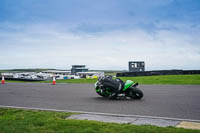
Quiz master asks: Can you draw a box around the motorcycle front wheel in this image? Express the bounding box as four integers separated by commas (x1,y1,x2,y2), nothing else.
129,87,143,99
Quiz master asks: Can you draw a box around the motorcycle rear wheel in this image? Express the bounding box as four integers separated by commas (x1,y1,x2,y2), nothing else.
97,91,107,97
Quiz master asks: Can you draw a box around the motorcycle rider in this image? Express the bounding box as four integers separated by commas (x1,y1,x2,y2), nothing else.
99,76,124,97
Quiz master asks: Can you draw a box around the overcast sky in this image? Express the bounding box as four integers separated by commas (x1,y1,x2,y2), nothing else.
0,0,200,70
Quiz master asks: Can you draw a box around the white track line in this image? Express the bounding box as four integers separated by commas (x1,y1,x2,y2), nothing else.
0,105,200,122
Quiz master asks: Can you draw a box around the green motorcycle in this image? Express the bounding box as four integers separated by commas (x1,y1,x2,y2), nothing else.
95,76,143,99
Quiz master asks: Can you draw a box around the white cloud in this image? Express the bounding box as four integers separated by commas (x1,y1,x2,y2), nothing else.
0,23,200,70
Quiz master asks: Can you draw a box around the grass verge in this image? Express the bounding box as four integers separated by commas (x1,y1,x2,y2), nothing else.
5,74,200,85
119,74,200,85
0,108,199,133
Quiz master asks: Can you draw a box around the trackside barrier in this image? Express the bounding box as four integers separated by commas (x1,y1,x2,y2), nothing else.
116,70,200,77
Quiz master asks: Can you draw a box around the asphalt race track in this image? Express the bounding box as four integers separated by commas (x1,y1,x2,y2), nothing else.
0,83,200,120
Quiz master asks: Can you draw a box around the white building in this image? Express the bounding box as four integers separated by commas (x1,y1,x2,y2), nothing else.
41,70,71,75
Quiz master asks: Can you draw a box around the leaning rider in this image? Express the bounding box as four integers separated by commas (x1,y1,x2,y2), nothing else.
101,76,123,97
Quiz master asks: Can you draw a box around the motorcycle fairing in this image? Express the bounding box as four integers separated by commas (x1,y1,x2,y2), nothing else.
123,80,134,91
